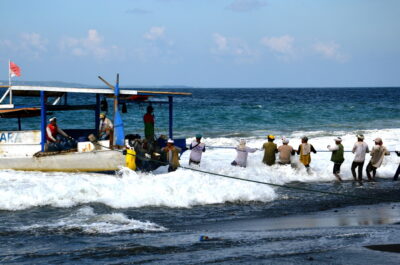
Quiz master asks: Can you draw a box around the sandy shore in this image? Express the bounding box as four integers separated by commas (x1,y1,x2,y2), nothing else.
196,202,400,232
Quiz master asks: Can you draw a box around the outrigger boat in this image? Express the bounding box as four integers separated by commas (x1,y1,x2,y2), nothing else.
0,75,191,172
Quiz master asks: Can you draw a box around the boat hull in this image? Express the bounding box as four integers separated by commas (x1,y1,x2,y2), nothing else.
0,150,126,172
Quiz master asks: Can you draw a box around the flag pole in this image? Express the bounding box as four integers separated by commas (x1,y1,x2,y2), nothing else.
8,59,12,104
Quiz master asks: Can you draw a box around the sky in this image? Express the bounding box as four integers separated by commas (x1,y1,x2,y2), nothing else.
0,0,399,87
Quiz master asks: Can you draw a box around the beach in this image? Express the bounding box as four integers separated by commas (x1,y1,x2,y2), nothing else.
0,87,399,264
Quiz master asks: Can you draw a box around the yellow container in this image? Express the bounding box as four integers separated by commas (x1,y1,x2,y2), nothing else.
125,149,136,170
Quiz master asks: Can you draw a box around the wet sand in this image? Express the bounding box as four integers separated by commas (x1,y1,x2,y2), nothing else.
195,202,400,232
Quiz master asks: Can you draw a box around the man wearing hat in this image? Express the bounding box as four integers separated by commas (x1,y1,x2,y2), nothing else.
296,136,317,169
262,135,278,166
278,137,295,165
46,117,69,143
366,137,390,181
351,134,369,181
231,139,257,167
143,105,155,141
162,139,182,172
189,134,206,165
327,137,345,181
99,112,113,140
46,117,72,151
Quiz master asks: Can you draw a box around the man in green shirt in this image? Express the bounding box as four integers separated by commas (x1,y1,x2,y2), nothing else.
327,137,345,181
262,135,278,166
143,106,155,141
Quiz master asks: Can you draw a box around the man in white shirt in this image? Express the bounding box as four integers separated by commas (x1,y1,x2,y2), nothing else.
189,134,206,165
366,137,390,181
99,112,113,140
351,134,369,181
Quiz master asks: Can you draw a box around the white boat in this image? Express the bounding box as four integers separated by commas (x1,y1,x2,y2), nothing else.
0,77,191,173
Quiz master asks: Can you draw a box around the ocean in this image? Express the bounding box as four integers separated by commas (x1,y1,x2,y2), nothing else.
1,87,400,264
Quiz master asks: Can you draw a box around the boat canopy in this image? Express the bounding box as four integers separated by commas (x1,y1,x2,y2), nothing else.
0,79,192,151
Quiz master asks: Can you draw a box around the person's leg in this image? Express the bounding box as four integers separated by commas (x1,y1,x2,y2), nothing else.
393,164,400,181
372,167,377,179
366,162,372,180
351,162,357,180
358,162,364,181
334,163,342,181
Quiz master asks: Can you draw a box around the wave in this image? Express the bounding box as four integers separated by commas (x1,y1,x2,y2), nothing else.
0,128,399,211
14,206,166,234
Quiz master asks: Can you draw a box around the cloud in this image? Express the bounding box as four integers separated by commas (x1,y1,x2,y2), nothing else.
213,33,228,51
59,29,121,60
126,8,150,15
143,26,165,41
227,0,267,12
261,35,294,54
133,26,177,63
21,33,48,52
313,41,349,63
211,33,258,62
0,32,48,59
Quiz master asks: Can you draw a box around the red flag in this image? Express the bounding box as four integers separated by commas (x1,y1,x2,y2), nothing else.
9,61,21,77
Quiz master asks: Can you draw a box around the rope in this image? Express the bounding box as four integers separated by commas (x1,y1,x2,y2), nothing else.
129,150,397,203
205,145,398,153
177,165,390,202
90,140,398,203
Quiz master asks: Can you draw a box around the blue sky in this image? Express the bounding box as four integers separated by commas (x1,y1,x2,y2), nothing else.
1,0,399,87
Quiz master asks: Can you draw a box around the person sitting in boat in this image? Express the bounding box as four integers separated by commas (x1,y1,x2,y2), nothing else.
143,105,155,142
189,134,206,165
99,112,113,140
162,139,181,172
46,117,74,151
231,139,257,168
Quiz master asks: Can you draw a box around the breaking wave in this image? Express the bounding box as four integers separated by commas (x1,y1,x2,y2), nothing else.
0,128,398,211
14,206,166,234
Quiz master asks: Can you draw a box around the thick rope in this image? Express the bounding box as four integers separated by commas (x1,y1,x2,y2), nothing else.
91,141,398,203
205,145,397,153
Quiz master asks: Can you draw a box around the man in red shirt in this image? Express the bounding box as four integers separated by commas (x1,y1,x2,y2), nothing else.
143,106,155,141
46,117,69,143
46,117,74,151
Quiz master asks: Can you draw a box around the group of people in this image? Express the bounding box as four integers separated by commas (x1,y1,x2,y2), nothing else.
186,133,399,182
45,112,114,152
45,108,399,181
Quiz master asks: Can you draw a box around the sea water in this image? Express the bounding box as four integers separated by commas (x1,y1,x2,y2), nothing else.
0,87,400,264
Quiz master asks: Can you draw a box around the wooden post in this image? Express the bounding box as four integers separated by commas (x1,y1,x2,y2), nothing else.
95,93,100,134
40,91,46,152
168,96,173,139
112,74,120,147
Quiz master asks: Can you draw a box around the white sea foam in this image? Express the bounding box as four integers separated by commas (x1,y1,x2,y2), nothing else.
0,128,398,211
16,206,166,234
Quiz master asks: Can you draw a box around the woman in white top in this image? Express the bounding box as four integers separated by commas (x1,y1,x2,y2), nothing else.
231,139,257,168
